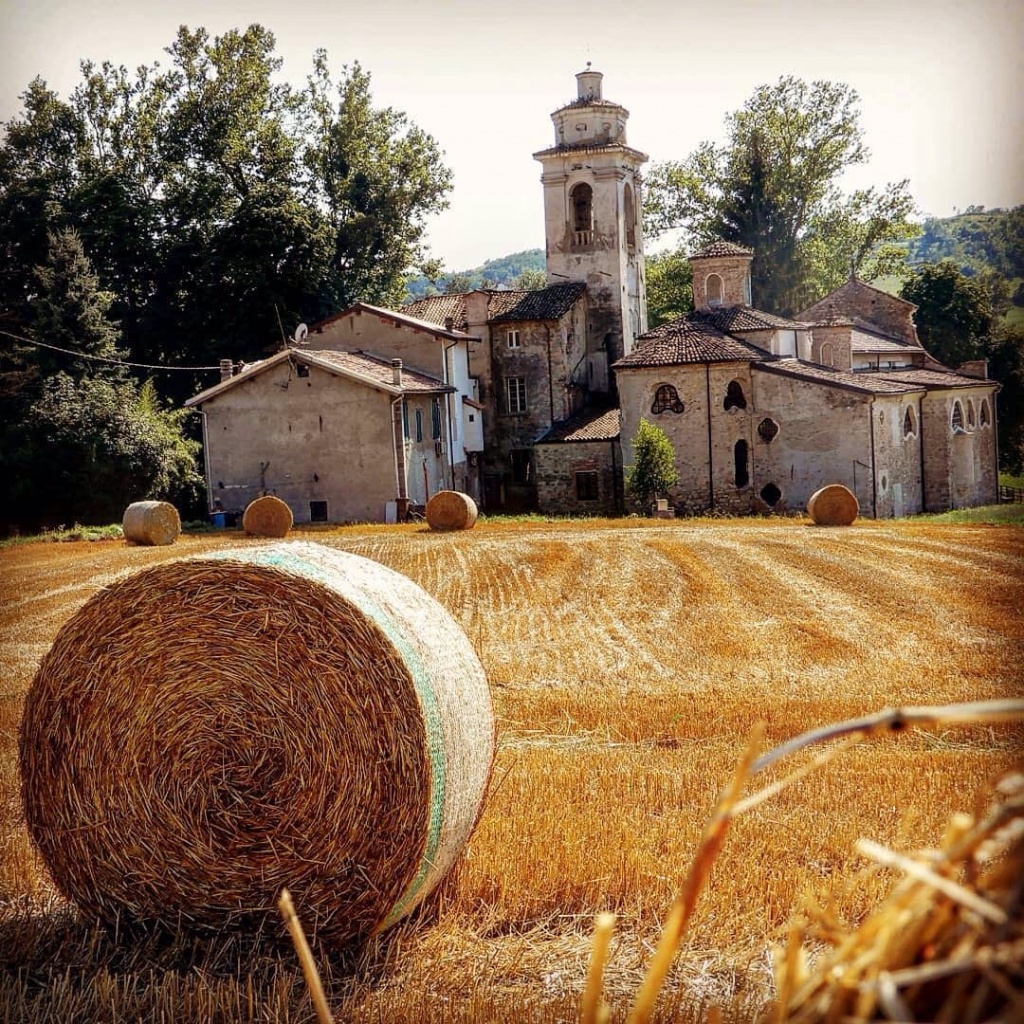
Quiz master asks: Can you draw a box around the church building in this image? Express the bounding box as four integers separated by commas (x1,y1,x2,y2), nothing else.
188,68,999,522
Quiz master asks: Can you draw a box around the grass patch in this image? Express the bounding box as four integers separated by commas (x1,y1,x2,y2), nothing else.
0,523,124,548
1000,473,1024,489
916,503,1024,525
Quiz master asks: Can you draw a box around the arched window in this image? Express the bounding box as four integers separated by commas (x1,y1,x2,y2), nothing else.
706,273,724,308
951,401,965,433
723,380,747,411
651,384,684,414
967,400,976,429
757,417,779,444
903,406,916,438
734,439,749,488
819,342,835,367
980,398,991,427
570,183,593,244
624,183,636,249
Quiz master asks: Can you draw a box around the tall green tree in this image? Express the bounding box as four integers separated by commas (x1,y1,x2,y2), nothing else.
626,419,679,512
644,77,917,315
645,249,693,327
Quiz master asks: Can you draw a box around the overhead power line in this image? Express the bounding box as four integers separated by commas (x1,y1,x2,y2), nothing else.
0,328,223,373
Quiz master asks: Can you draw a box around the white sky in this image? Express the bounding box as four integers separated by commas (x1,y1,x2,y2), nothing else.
1,0,1022,270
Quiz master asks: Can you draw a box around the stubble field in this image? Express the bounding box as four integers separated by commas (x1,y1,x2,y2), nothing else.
1,516,1022,1022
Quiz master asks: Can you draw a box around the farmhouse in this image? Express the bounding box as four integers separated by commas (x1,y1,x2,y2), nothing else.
189,68,999,521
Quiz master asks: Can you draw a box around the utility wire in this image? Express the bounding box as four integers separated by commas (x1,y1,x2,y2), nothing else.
0,327,224,372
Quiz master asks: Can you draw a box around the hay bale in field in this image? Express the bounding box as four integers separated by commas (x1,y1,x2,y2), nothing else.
242,495,292,537
19,541,494,948
121,500,181,546
425,491,478,531
806,484,858,526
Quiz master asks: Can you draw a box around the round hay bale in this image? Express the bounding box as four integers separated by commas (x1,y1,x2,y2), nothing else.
19,541,494,947
121,500,180,546
242,495,292,538
425,491,478,531
807,484,859,526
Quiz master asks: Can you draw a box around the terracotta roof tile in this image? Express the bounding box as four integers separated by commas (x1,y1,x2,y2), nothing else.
694,306,807,332
754,359,923,395
615,315,767,367
850,331,921,354
487,283,587,322
690,240,754,259
537,405,620,443
305,350,451,393
400,294,468,331
875,368,995,389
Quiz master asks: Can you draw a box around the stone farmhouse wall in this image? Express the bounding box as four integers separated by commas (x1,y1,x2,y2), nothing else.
201,360,450,523
920,389,999,510
535,439,619,515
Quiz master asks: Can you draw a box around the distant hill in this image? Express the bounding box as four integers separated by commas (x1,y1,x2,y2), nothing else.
405,248,544,301
906,206,1024,281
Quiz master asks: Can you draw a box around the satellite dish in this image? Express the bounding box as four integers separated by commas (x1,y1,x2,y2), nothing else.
293,323,309,344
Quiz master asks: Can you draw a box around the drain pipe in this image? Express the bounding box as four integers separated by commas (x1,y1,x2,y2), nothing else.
390,360,409,519
443,338,458,491
869,397,878,518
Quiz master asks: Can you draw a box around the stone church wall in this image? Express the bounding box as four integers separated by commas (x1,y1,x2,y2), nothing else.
871,396,924,517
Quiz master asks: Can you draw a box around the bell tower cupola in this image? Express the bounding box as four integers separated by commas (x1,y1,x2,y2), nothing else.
534,67,648,371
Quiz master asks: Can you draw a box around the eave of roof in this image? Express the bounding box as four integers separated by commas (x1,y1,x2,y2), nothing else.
532,142,649,162
874,367,998,390
693,306,808,332
689,240,754,259
312,300,476,342
615,315,768,367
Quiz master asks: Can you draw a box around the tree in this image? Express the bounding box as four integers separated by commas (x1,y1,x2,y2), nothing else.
987,325,1024,475
900,261,993,367
645,249,693,327
644,77,917,315
512,267,547,290
626,418,679,512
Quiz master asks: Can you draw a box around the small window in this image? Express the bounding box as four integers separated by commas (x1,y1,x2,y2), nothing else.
506,376,527,414
820,343,834,367
951,401,965,433
967,401,976,429
402,401,410,439
431,397,442,439
624,183,636,249
571,182,593,237
575,470,599,501
903,406,916,438
980,399,991,427
309,500,328,523
743,274,752,306
415,408,423,442
724,380,747,411
757,417,780,444
296,363,310,378
652,384,684,415
510,448,532,484
507,330,521,349
760,482,782,506
734,439,749,488
706,273,724,308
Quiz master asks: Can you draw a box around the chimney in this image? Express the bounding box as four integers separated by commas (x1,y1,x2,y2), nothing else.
391,358,403,387
219,358,233,382
444,316,455,332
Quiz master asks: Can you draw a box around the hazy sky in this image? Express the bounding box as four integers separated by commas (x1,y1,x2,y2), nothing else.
1,0,1021,270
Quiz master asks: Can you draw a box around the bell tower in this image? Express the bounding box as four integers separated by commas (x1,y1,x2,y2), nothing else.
533,67,648,376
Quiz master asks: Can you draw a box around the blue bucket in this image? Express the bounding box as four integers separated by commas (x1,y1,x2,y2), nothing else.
210,512,227,528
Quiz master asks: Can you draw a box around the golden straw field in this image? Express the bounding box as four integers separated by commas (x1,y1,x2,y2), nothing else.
1,516,1022,1022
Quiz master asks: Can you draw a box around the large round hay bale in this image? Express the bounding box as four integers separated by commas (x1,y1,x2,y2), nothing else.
425,491,478,531
807,484,859,526
19,541,494,947
242,495,292,537
121,500,180,546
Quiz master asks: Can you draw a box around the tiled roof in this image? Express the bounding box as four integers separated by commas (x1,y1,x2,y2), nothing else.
305,350,451,393
690,240,754,259
850,330,921,354
488,283,586,322
401,293,468,331
314,301,470,341
615,316,768,367
537,405,620,443
693,306,807,332
875,368,996,390
754,359,923,395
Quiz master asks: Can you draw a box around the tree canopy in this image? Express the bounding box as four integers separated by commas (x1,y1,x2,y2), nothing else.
0,25,453,404
643,76,917,316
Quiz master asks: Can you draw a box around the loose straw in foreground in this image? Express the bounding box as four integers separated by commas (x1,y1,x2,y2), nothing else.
589,699,1024,1024
279,888,333,1024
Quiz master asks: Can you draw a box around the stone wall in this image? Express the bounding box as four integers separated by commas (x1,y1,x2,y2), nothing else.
691,256,752,310
535,440,619,515
799,279,919,345
809,324,853,370
871,395,925,517
920,388,999,510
